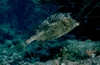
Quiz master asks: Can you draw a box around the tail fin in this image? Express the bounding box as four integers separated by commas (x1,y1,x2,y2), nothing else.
14,35,37,52
14,42,27,52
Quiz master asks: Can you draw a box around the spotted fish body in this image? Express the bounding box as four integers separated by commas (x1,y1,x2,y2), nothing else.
26,13,79,44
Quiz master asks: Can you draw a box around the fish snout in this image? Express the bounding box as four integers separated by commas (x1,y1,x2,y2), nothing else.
76,22,80,26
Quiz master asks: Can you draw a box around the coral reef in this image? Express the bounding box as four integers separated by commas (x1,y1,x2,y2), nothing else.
0,0,100,65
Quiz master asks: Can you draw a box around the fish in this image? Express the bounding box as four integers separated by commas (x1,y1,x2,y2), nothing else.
15,13,79,52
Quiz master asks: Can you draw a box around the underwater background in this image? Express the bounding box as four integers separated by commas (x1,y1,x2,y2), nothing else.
0,0,100,65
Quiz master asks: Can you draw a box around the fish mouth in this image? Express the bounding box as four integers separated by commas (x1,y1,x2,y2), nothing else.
76,22,80,26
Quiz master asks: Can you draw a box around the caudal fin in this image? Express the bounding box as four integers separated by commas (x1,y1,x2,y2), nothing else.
14,35,37,52
14,42,27,52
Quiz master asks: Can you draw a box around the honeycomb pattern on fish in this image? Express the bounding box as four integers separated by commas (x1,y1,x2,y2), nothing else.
26,13,79,43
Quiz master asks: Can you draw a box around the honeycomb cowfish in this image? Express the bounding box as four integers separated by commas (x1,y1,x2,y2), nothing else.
15,13,79,52
26,13,79,44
